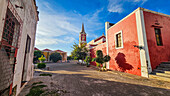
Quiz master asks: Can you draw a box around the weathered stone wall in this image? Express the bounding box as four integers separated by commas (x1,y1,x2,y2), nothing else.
0,0,38,95
12,0,38,95
0,48,13,95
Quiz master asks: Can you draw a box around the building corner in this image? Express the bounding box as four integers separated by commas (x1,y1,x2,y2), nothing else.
135,8,152,78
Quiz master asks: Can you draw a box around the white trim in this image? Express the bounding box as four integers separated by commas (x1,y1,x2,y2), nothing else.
88,42,106,49
136,9,152,78
140,10,152,73
105,22,110,69
115,30,124,49
141,8,170,18
108,8,141,31
107,7,170,32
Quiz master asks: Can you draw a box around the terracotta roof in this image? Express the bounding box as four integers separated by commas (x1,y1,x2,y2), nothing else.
34,47,40,51
89,44,98,46
42,49,52,51
55,50,66,53
94,35,106,42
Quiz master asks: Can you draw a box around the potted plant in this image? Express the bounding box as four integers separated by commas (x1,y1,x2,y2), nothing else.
93,50,111,71
84,56,92,67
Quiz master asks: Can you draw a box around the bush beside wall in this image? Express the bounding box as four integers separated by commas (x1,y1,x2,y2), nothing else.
37,63,46,69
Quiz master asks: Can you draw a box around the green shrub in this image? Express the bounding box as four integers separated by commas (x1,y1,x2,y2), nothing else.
39,73,52,77
32,81,43,85
67,56,73,60
50,52,62,63
84,56,92,67
96,50,103,57
97,63,100,67
37,63,46,69
92,58,96,62
104,55,111,62
26,85,47,96
93,50,111,71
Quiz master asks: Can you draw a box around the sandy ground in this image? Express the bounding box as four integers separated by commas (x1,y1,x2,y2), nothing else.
19,62,170,96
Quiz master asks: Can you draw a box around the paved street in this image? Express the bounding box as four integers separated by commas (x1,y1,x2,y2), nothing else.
19,62,170,96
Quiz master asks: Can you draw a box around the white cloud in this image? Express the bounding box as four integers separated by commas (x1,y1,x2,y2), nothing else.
35,1,104,54
133,0,147,3
107,0,148,13
108,4,123,13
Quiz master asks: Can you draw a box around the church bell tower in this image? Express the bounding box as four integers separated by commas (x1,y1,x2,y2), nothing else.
79,23,86,47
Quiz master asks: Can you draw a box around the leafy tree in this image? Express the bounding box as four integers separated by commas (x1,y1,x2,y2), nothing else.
71,43,81,60
50,52,62,63
38,55,46,63
71,43,88,63
93,50,111,71
33,50,43,63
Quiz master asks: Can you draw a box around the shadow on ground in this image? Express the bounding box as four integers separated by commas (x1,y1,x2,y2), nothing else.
20,62,170,96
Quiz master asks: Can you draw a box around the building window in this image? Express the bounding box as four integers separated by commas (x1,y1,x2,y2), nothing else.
154,28,163,46
2,8,20,58
115,31,123,49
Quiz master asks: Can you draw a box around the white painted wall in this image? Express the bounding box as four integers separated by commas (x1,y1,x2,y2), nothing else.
0,0,8,41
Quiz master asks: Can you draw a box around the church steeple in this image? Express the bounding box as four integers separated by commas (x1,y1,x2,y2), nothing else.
79,23,86,46
81,23,86,34
102,32,105,36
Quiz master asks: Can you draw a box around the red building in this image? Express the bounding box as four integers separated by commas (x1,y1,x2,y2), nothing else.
89,7,170,77
34,47,40,51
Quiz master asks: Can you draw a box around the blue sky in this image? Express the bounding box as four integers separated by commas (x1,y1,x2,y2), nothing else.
35,0,170,55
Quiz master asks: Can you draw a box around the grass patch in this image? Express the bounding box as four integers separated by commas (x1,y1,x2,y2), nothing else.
32,85,47,89
41,89,69,96
32,81,43,85
26,85,47,96
39,73,52,77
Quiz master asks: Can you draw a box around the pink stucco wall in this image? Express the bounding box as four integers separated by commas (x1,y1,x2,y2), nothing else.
107,13,141,76
143,11,170,70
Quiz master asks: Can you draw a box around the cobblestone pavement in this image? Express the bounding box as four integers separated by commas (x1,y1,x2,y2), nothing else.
19,62,170,96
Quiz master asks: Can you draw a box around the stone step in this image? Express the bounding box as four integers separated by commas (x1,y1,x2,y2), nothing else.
156,67,170,71
165,71,170,74
156,73,170,78
153,69,165,73
161,62,170,64
159,64,170,68
149,74,170,82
